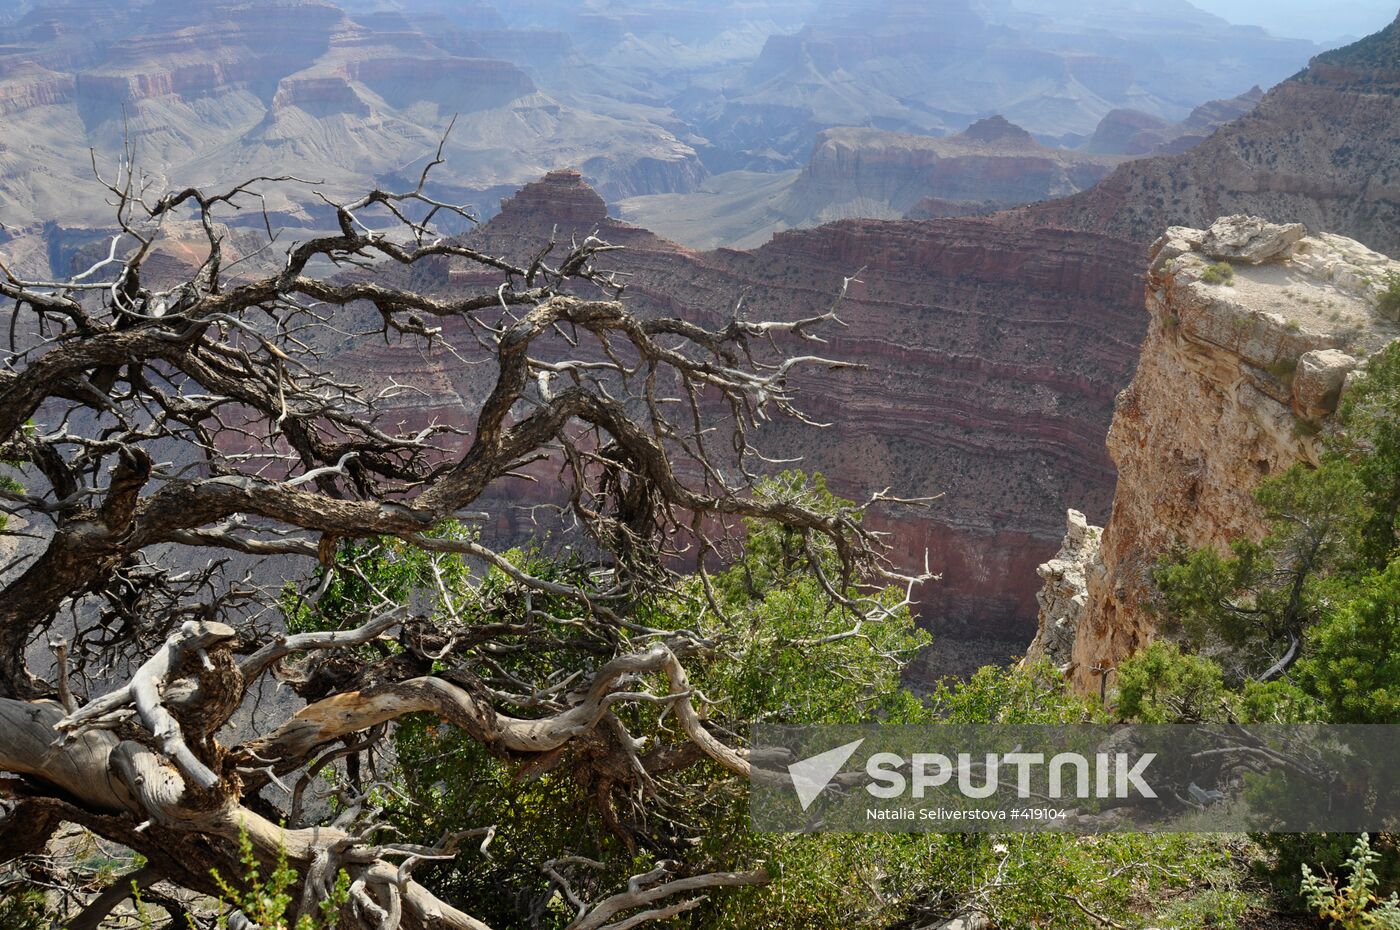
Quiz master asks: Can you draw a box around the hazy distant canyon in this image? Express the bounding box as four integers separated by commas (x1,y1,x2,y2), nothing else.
0,0,1323,268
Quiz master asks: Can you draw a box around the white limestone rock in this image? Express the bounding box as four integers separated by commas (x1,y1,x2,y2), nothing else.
1025,509,1102,672
1292,348,1357,417
1200,214,1305,264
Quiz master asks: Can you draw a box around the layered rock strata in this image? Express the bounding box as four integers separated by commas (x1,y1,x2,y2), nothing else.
333,169,1144,639
1029,216,1400,690
617,117,1124,251
0,0,705,249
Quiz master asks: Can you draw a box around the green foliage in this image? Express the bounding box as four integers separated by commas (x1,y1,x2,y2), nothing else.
0,889,49,930
0,462,21,532
1302,834,1400,929
289,469,1268,929
1296,560,1400,722
1153,341,1400,681
1376,273,1400,321
301,469,1248,928
1154,541,1273,651
928,660,1102,724
283,520,478,636
1269,355,1300,383
1335,342,1400,569
1234,677,1325,723
985,833,1255,930
1114,641,1227,722
1201,261,1236,285
370,472,936,927
210,827,349,930
1144,340,1400,910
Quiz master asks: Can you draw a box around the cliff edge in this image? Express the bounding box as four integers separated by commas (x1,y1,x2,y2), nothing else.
1029,216,1400,690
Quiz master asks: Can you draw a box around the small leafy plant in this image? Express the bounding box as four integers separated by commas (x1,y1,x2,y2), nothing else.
211,826,350,930
1268,356,1299,384
1301,833,1400,929
1376,272,1400,320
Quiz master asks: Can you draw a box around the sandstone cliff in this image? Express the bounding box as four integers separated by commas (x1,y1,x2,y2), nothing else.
1029,216,1400,690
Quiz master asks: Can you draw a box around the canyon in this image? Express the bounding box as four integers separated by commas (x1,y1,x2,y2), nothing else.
326,167,1144,650
618,116,1127,249
0,0,708,259
1082,86,1264,156
2,3,1396,656
0,0,1323,279
681,0,1317,170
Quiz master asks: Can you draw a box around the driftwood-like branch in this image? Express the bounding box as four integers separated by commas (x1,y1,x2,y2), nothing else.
241,642,749,777
565,868,769,930
57,621,239,789
239,607,405,682
0,153,928,930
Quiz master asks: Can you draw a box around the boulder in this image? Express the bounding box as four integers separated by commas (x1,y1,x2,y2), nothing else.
1292,348,1357,417
1200,215,1305,264
1148,225,1205,274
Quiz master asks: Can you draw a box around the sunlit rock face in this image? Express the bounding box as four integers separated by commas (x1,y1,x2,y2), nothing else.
1030,217,1400,691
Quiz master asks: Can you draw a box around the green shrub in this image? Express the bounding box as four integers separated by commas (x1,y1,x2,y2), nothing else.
1376,272,1400,321
1114,641,1227,722
1268,356,1299,383
1201,261,1236,285
0,889,48,930
210,827,349,930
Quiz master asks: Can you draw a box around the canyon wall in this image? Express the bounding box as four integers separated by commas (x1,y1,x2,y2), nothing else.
1029,216,1400,690
335,169,1144,641
687,0,1315,168
0,0,707,252
797,119,1122,221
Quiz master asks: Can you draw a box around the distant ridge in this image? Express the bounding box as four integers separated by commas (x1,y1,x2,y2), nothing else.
1010,14,1400,254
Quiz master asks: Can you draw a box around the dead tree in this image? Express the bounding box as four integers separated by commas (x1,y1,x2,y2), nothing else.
0,149,923,929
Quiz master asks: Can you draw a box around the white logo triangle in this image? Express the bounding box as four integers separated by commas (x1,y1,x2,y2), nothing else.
787,738,865,811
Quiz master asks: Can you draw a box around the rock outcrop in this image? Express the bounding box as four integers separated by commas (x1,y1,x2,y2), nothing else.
1025,510,1101,672
1029,217,1400,691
